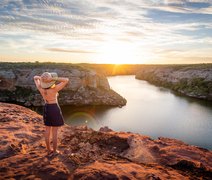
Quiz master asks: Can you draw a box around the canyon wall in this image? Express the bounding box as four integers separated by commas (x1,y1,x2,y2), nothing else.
136,65,212,100
0,63,126,106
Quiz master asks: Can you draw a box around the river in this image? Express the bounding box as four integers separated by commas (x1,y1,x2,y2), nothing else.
62,75,212,150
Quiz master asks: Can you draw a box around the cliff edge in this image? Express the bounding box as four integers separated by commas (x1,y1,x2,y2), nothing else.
135,64,212,100
0,102,211,179
0,63,126,106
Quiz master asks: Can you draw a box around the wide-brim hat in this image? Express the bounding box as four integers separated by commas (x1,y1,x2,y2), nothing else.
40,72,58,89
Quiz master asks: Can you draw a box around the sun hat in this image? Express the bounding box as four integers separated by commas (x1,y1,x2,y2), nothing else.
40,72,58,89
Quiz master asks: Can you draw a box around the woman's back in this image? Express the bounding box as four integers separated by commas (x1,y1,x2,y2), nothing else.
39,88,59,104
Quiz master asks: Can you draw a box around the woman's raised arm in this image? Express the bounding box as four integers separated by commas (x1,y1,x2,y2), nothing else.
55,77,69,91
34,75,42,89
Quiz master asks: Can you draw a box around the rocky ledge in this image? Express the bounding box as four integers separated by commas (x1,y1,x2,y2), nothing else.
0,62,126,107
0,102,211,179
135,64,212,100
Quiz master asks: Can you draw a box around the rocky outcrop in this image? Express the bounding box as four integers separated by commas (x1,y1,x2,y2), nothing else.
0,102,211,179
135,65,212,100
0,63,126,106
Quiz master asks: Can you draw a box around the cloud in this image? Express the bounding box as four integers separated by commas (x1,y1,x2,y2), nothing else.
0,0,211,36
46,48,96,54
0,0,211,63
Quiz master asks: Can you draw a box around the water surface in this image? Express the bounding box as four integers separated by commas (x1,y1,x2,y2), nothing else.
63,75,212,149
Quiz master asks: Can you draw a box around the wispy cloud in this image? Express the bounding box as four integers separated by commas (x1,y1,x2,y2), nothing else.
0,0,211,63
47,48,96,54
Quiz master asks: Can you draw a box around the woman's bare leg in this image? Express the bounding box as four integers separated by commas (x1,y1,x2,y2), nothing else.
52,126,59,153
45,126,52,153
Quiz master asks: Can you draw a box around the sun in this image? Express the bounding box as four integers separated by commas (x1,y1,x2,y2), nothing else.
95,40,139,64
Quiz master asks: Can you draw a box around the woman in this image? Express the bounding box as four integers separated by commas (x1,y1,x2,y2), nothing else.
34,72,69,155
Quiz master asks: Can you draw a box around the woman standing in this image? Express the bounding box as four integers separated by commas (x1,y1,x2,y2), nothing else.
34,72,69,155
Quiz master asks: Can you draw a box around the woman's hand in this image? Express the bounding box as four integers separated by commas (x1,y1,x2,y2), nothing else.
34,76,41,81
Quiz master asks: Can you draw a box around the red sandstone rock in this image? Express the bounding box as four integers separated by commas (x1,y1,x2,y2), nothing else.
0,102,211,179
72,160,187,180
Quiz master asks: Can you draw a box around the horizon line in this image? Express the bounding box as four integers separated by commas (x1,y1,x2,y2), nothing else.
0,61,211,66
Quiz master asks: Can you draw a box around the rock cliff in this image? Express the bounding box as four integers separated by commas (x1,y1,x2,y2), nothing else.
0,102,211,179
0,63,126,106
135,65,212,100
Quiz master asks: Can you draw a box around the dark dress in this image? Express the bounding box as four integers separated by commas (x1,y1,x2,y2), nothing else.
43,103,64,126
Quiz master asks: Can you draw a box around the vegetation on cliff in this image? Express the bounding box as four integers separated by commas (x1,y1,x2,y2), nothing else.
1,62,211,102
135,64,212,100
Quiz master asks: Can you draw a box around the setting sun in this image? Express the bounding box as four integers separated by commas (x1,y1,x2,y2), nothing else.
95,40,139,64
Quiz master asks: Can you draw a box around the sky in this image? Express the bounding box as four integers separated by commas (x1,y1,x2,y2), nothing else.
0,0,211,64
